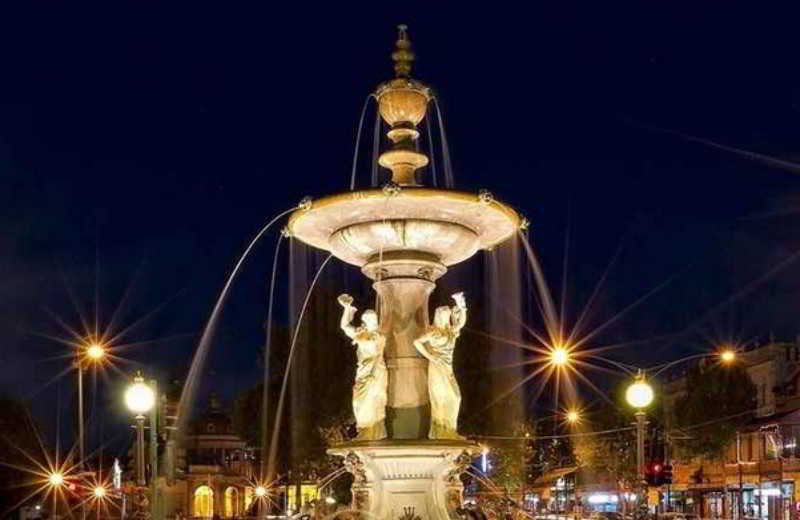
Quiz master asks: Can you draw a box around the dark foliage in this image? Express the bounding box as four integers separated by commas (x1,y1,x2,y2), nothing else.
673,362,756,458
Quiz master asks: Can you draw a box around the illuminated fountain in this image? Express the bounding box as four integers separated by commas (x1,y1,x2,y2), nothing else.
288,26,521,520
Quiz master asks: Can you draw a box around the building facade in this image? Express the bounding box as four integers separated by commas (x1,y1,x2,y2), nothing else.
663,342,800,520
129,391,259,519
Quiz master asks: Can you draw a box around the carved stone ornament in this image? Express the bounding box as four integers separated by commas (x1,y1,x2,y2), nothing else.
445,450,473,484
445,489,463,520
344,451,367,485
398,506,422,520
354,490,370,512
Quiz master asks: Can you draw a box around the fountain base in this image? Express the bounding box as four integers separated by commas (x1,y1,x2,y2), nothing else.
330,440,478,520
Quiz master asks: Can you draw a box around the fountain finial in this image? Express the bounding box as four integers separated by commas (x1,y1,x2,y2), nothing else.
392,24,414,77
375,25,430,185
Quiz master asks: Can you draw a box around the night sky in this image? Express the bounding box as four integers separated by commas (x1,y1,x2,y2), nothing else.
2,4,800,453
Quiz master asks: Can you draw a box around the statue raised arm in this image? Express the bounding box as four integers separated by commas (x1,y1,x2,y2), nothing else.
337,293,388,440
338,293,358,340
450,292,467,332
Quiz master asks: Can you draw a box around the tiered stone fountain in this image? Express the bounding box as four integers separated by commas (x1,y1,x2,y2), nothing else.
288,26,521,520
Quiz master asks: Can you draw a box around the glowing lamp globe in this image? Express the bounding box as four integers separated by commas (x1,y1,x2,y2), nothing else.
255,486,267,497
551,347,569,366
625,379,654,409
48,472,64,486
93,486,106,498
86,344,105,361
566,411,580,423
125,378,155,414
721,350,736,363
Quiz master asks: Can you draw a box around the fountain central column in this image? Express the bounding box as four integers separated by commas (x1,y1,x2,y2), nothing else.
367,255,444,439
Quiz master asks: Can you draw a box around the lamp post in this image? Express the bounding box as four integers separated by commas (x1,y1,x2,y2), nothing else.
77,341,105,520
125,373,155,518
626,371,654,512
621,348,736,514
566,410,581,425
48,472,64,520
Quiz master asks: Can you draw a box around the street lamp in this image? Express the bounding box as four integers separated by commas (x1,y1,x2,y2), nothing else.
626,377,654,409
125,373,160,520
566,410,581,424
720,349,736,363
86,343,105,361
255,486,267,497
93,485,107,498
550,346,570,366
77,343,106,465
76,341,105,520
626,371,654,506
125,374,155,486
48,472,64,520
48,472,64,487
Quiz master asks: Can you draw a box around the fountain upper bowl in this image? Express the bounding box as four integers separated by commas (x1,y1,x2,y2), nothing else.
288,188,520,268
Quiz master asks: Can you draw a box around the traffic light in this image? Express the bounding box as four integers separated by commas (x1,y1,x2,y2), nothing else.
645,460,664,486
662,464,673,485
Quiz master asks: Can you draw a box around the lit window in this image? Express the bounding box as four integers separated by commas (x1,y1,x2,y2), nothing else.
193,486,214,518
224,487,239,517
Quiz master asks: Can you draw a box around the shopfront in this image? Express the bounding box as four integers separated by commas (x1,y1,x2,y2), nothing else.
585,493,619,513
665,489,695,513
729,481,794,520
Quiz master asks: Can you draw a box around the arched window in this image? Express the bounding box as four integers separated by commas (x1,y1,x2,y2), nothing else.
193,485,214,518
224,487,239,517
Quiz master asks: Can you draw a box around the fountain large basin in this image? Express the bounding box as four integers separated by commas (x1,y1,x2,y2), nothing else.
288,188,520,268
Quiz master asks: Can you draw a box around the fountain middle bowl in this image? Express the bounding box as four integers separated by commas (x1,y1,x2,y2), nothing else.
288,188,520,269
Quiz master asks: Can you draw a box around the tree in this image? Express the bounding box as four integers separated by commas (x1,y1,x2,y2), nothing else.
485,420,537,492
0,393,46,516
672,361,756,458
529,419,575,485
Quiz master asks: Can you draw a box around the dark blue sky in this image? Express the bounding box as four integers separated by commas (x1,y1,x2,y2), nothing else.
2,4,800,452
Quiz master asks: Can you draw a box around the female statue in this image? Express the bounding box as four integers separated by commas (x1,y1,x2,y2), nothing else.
413,292,467,439
338,293,388,440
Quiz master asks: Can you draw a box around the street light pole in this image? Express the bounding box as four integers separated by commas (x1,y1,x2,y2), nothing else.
148,379,159,520
626,371,655,517
77,361,85,520
125,373,156,518
635,410,649,513
135,414,146,486
78,362,84,468
75,341,106,520
636,411,647,485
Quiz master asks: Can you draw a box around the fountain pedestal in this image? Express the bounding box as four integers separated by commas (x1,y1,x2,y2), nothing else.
330,441,475,520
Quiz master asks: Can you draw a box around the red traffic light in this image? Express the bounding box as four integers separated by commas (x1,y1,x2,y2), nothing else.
653,463,662,473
